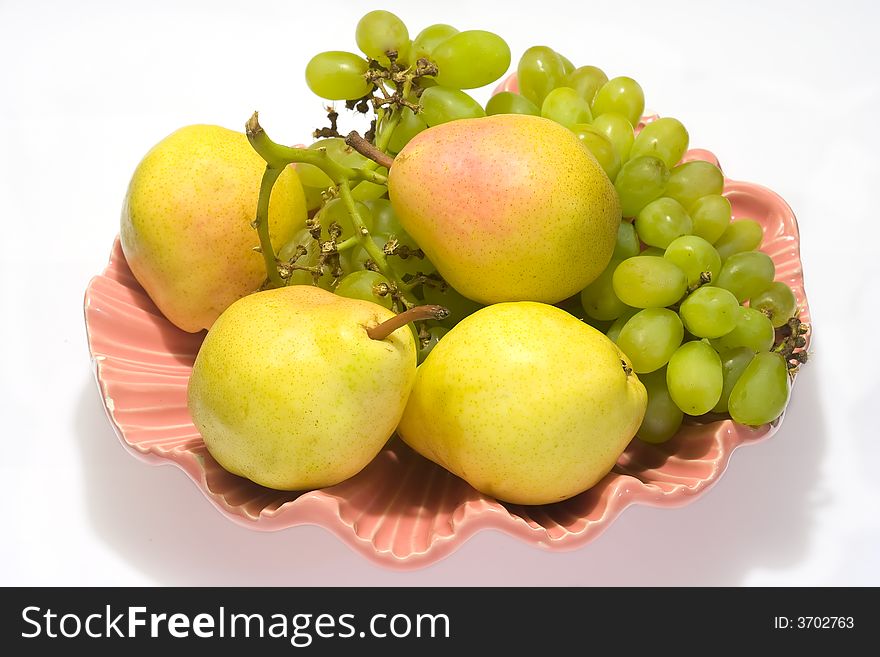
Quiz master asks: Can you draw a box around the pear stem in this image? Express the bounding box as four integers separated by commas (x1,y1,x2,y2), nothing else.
345,131,394,170
367,305,449,341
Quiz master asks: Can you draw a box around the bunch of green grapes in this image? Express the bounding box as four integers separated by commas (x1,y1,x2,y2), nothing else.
576,201,805,439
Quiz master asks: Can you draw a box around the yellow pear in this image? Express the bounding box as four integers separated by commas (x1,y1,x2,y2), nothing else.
120,124,306,332
397,302,647,505
187,286,417,491
388,114,620,305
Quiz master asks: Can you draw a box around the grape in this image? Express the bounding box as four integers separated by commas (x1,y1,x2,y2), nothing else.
714,219,764,261
678,286,740,338
712,347,754,413
388,108,427,153
616,308,684,373
351,231,434,279
566,65,608,107
418,325,449,364
591,76,645,127
635,197,693,248
305,51,373,100
517,46,566,106
728,352,791,425
640,246,665,257
297,138,371,189
605,307,639,343
613,221,640,260
432,30,511,89
612,256,687,308
591,113,634,161
423,284,483,328
637,368,684,444
318,197,373,240
580,259,629,321
711,306,775,352
570,124,621,180
541,87,592,128
665,160,724,210
351,167,389,202
715,251,775,302
419,86,485,126
335,270,394,309
364,198,404,235
663,235,721,286
412,24,458,60
666,340,723,415
279,228,349,289
750,281,798,328
356,10,409,65
557,53,575,75
689,194,732,244
615,156,670,217
629,117,689,169
486,91,540,116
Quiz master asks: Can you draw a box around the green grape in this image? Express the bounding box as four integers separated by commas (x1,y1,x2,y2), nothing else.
350,167,389,201
711,306,775,352
570,124,621,180
637,368,684,444
663,235,721,286
356,10,409,64
612,256,687,308
335,270,394,309
412,24,458,60
605,307,639,343
557,53,575,75
432,30,511,89
750,281,798,328
388,108,427,153
419,86,485,126
423,284,483,328
616,308,684,373
591,113,634,161
714,219,764,261
279,228,349,289
613,221,640,260
678,286,740,338
728,351,791,426
305,51,372,100
517,45,566,106
486,91,540,116
635,197,693,248
615,156,670,217
689,194,731,244
297,138,370,189
350,231,434,280
318,198,372,240
418,325,449,364
566,65,608,107
364,198,404,235
665,160,724,210
715,251,775,302
591,76,645,127
666,340,723,415
555,294,586,320
541,87,592,128
580,259,629,321
629,117,689,169
712,347,754,413
640,245,665,257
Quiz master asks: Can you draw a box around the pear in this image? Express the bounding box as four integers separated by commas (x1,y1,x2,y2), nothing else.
187,286,418,491
387,114,620,305
120,124,306,333
397,302,647,505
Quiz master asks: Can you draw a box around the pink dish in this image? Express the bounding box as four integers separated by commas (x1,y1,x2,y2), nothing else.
83,98,811,570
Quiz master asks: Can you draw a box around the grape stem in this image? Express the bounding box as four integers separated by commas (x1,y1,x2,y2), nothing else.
345,131,394,169
366,305,449,341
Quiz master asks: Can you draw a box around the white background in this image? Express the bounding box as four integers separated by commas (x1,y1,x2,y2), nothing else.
1,0,878,586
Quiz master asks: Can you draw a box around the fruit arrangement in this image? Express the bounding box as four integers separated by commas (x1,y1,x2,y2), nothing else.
89,9,809,557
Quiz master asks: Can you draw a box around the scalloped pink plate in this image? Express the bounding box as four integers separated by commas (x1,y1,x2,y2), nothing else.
84,101,810,570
